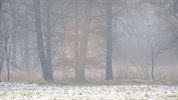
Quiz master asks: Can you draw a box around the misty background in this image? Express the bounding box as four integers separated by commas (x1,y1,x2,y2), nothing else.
0,0,178,83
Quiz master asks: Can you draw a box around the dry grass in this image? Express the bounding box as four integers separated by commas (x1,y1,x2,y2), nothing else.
1,67,178,85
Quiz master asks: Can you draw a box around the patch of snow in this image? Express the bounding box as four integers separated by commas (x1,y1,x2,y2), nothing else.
0,83,177,100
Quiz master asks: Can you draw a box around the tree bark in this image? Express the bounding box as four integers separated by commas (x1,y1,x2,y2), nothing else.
74,0,80,80
76,0,92,81
33,0,53,80
105,0,113,80
12,31,17,67
5,40,10,81
11,4,18,68
23,33,30,68
151,50,155,80
0,0,2,82
148,40,155,80
44,0,53,80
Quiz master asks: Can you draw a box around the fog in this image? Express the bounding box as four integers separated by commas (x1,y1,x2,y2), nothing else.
0,0,178,83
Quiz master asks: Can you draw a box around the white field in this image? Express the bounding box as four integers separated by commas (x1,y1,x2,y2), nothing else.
0,82,177,100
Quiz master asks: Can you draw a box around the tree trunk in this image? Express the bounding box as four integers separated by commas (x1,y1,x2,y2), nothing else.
148,40,155,80
23,33,30,68
5,42,10,81
0,0,2,82
12,31,17,68
151,50,155,80
105,0,113,80
76,0,92,81
33,0,53,80
10,2,19,68
74,0,80,80
44,0,53,80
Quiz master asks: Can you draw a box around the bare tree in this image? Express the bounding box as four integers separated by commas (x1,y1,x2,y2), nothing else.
0,0,3,82
74,0,80,80
33,0,53,80
76,0,92,81
105,0,113,80
44,0,53,80
147,40,155,80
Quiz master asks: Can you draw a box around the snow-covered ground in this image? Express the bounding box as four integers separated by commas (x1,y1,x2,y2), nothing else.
0,82,177,100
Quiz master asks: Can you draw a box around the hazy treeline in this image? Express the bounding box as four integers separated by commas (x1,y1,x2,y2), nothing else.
0,0,178,82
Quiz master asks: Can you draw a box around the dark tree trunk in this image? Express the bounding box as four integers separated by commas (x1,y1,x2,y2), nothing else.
76,0,92,81
5,42,10,81
45,0,53,80
151,50,155,80
33,0,53,80
74,0,80,80
11,6,18,68
12,31,17,67
0,0,2,82
148,40,155,80
105,0,113,80
0,49,5,82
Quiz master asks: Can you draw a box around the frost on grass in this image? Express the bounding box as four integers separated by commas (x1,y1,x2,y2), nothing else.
0,82,178,100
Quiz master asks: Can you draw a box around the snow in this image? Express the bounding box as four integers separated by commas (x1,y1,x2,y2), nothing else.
0,82,177,100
